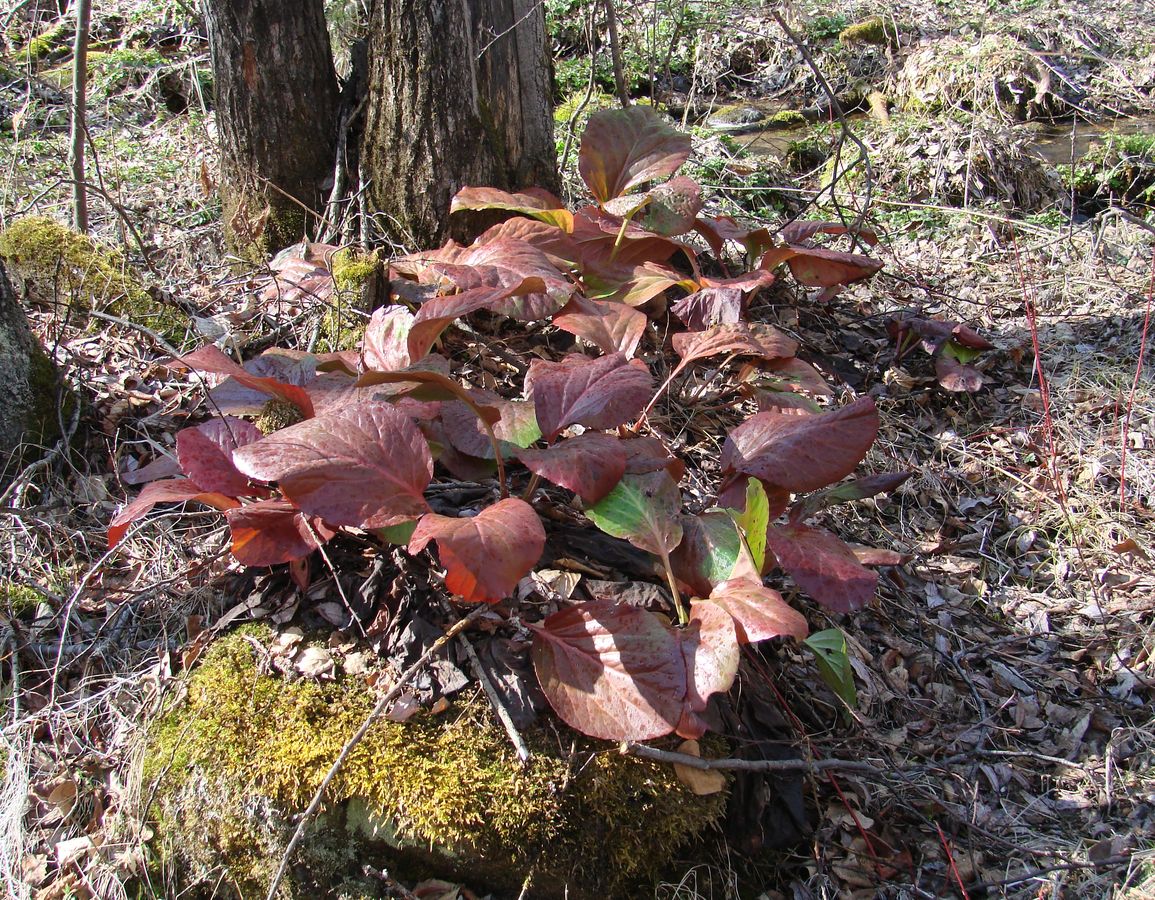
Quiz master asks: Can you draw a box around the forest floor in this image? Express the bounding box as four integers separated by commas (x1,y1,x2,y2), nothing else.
1,0,1154,898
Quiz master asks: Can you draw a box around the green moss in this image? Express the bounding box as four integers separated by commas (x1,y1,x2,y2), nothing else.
255,398,307,434
765,109,806,129
17,21,71,63
838,16,892,45
1,580,43,618
330,248,379,293
143,629,727,898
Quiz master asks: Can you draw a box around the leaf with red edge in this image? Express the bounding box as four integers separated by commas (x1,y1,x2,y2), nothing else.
621,435,683,480
450,186,573,231
355,369,500,425
582,258,694,307
233,402,432,528
715,475,790,521
408,498,545,603
704,578,808,644
526,352,652,441
516,433,627,504
108,479,239,548
475,218,582,270
604,177,703,236
530,599,738,741
587,470,683,557
695,215,776,259
440,393,540,459
671,287,744,329
579,106,692,202
721,397,878,493
572,207,691,272
672,323,798,371
255,244,336,309
407,286,514,361
785,247,883,289
226,499,336,566
552,296,648,358
363,306,416,372
779,221,879,247
178,346,317,418
431,239,574,314
766,524,877,613
175,417,264,496
669,511,742,598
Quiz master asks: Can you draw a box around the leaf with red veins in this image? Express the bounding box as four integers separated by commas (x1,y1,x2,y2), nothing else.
431,240,574,311
704,578,808,644
721,397,879,493
586,470,684,558
408,498,545,603
779,221,879,247
672,270,776,330
530,598,738,741
516,433,627,504
226,499,336,566
108,479,240,548
785,246,883,289
178,346,317,418
579,106,692,202
571,207,693,272
363,305,416,372
676,601,740,739
232,402,432,528
552,296,648,358
672,322,798,371
175,417,264,496
526,352,652,441
450,186,573,231
766,524,878,614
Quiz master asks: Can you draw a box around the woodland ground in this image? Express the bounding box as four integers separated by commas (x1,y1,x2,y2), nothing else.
1,0,1154,898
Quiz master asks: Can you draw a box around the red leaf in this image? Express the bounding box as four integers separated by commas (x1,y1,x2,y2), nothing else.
450,186,573,231
621,435,683,479
604,177,703,236
232,402,432,528
670,287,744,330
408,285,514,361
722,397,879,493
785,246,883,289
935,355,985,392
526,352,652,441
578,106,692,202
226,499,336,566
715,476,790,520
433,239,574,319
766,524,877,613
779,221,879,247
516,433,627,504
179,346,316,418
439,393,539,459
552,296,648,358
408,498,545,603
175,417,264,496
475,217,582,270
704,578,808,644
363,306,416,372
530,599,738,741
572,207,690,274
672,322,798,370
760,357,834,396
108,479,240,548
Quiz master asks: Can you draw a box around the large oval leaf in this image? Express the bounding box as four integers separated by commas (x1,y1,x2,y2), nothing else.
363,305,416,372
175,417,264,497
530,598,739,741
587,470,683,557
705,578,808,644
721,397,879,493
766,524,877,614
516,432,627,504
526,352,653,441
226,499,336,566
450,186,573,231
233,402,432,528
178,346,316,418
578,106,692,202
408,498,545,603
552,296,648,358
785,246,883,288
669,511,742,599
672,322,798,370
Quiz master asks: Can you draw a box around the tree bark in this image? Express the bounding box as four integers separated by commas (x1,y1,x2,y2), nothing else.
202,0,340,260
360,0,558,250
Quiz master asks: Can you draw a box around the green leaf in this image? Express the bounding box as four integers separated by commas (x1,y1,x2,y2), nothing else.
941,339,984,364
727,478,769,572
587,471,684,557
376,520,418,545
805,628,857,711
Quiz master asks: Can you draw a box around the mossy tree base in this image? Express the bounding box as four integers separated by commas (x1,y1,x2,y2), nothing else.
143,629,727,899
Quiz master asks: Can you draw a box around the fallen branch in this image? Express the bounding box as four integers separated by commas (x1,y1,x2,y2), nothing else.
621,741,885,775
265,604,489,900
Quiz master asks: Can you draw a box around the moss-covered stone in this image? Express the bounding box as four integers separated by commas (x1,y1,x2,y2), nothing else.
16,21,72,63
143,629,727,899
0,216,182,338
317,248,380,353
765,109,806,129
838,16,892,46
254,397,307,434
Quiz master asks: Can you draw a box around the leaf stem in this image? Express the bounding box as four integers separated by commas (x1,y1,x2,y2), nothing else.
657,543,687,625
521,472,542,502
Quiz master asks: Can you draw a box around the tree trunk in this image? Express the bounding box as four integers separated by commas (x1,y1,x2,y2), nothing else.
202,0,340,260
360,0,558,250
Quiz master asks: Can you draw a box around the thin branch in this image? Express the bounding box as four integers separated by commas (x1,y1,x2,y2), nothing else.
69,0,91,232
265,604,489,900
603,0,630,107
622,741,886,775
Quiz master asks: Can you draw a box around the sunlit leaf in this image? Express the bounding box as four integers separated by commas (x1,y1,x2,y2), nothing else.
805,628,857,708
728,477,769,573
672,322,798,370
935,354,984,392
669,511,742,598
578,106,692,202
790,471,912,522
779,221,879,247
226,499,336,566
233,402,432,528
526,352,652,440
179,346,317,418
475,217,582,269
552,296,648,358
677,601,741,739
785,246,883,289
705,578,808,644
175,417,264,497
766,524,877,613
721,397,878,493
363,305,416,372
587,470,683,557
604,177,703,236
450,186,573,231
408,498,545,603
108,479,239,548
516,433,627,504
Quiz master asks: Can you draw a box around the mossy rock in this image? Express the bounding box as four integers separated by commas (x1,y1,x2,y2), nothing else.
143,629,728,899
315,248,381,353
16,20,73,64
0,216,182,338
838,16,894,46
